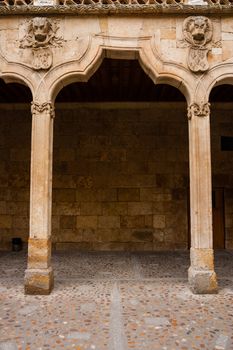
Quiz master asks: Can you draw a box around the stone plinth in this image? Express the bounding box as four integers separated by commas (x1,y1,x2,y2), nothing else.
188,248,218,294
24,267,54,295
25,238,53,294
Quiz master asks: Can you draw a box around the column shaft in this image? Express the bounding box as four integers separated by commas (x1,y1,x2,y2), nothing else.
188,102,218,294
24,102,54,295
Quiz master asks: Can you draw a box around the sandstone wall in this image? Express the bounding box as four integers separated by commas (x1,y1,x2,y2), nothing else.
0,106,31,250
0,103,232,251
52,102,189,250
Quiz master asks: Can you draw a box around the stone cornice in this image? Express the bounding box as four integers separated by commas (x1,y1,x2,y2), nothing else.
0,4,233,16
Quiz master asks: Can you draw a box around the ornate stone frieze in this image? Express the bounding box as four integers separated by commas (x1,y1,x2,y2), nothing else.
182,16,213,73
31,102,55,118
20,17,63,70
187,102,210,120
0,4,233,15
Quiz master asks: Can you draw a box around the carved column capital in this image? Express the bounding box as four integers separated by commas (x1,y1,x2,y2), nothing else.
187,102,210,120
31,102,55,119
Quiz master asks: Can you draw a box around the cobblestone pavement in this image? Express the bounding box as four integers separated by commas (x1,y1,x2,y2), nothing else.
1,250,233,350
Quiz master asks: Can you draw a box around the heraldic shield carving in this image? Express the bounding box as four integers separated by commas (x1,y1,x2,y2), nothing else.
19,17,63,70
32,48,53,70
182,16,213,73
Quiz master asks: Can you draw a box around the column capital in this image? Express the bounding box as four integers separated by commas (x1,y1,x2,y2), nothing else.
187,102,210,120
31,101,55,118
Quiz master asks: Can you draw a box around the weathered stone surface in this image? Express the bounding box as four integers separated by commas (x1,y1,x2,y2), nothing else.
188,267,218,294
76,216,98,229
80,202,102,215
121,215,145,229
118,188,140,202
24,267,54,295
0,215,12,229
60,215,76,229
0,342,18,350
153,215,166,229
128,202,153,216
188,248,218,294
98,216,120,229
190,247,215,270
27,238,52,269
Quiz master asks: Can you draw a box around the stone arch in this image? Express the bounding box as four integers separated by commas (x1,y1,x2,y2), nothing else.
35,40,193,104
0,68,33,252
196,63,233,102
0,73,34,97
205,64,233,251
0,64,36,100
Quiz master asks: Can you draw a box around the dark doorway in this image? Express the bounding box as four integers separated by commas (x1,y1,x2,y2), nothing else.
213,188,225,249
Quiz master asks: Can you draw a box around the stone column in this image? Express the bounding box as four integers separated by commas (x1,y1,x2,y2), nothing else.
188,102,218,294
24,102,54,295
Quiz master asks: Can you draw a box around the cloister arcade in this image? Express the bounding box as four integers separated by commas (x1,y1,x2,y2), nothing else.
0,12,233,295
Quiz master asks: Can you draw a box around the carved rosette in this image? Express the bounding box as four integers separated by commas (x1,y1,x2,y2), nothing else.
182,16,213,73
187,102,210,120
31,102,55,119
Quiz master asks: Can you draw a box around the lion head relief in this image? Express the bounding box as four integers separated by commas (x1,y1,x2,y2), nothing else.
183,16,213,47
20,17,63,49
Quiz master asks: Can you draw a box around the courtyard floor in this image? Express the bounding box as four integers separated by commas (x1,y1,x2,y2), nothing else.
0,250,233,350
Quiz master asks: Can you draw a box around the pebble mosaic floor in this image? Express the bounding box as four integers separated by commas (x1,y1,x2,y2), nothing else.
0,250,233,350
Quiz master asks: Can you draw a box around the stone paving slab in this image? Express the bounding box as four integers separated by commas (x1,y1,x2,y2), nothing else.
0,251,233,349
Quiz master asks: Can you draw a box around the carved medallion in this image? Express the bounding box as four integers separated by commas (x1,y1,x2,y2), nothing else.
20,17,63,70
182,16,213,73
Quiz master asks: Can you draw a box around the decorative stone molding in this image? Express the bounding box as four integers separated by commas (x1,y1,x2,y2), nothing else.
31,102,55,118
1,4,233,16
187,102,210,120
205,0,232,5
20,17,63,70
182,16,213,73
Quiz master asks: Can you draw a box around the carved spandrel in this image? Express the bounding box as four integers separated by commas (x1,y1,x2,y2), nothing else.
31,102,55,118
187,102,210,120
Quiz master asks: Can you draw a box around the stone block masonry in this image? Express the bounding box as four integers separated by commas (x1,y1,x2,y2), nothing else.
52,102,190,250
0,108,31,250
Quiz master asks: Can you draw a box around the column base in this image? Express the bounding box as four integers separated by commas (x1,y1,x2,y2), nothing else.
188,266,218,294
24,267,54,295
188,247,218,294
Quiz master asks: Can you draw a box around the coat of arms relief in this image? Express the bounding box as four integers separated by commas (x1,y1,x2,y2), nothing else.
19,17,64,70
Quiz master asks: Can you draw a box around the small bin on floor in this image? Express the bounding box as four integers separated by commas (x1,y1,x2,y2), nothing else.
12,237,23,252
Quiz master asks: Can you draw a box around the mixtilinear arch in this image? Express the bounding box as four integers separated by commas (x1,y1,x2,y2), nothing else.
0,14,229,295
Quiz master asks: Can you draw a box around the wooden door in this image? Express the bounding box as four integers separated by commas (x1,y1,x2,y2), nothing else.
212,188,225,249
